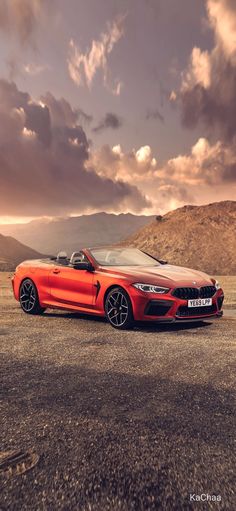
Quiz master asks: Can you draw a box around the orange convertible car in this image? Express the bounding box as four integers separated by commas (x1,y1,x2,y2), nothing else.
12,247,224,329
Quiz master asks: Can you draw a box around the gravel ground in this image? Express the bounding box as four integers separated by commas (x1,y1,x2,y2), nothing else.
0,273,235,510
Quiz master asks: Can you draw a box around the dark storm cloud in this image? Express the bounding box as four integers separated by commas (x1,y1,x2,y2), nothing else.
172,0,236,192
24,103,52,146
0,80,150,216
180,61,236,142
40,92,78,128
92,113,123,133
146,108,164,123
179,0,236,143
0,0,45,46
0,79,29,109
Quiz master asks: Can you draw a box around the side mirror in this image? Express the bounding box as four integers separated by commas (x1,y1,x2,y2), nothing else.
158,259,168,265
73,261,94,271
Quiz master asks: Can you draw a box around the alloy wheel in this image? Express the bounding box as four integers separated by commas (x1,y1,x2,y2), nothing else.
20,281,36,312
106,290,129,327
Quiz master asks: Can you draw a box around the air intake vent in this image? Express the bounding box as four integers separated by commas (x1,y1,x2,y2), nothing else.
144,300,173,316
176,304,217,317
217,296,224,310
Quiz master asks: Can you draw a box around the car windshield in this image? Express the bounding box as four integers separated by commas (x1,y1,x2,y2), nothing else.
90,248,160,267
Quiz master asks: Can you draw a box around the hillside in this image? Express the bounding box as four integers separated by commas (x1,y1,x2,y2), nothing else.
0,234,43,271
121,201,236,275
0,213,155,254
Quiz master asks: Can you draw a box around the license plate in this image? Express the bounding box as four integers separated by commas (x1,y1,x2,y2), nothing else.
188,298,212,307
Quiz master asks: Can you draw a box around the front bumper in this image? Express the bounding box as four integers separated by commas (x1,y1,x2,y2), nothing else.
142,310,223,324
129,286,224,322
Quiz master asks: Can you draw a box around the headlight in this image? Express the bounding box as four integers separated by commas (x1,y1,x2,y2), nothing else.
132,283,170,294
211,279,220,290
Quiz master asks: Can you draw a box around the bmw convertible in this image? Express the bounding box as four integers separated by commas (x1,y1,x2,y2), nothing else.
12,247,224,329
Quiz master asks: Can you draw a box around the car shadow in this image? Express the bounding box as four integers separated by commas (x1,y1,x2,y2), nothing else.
43,310,105,323
1,354,235,450
134,320,212,333
43,309,213,332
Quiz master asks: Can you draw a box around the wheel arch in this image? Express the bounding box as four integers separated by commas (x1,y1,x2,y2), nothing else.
103,284,132,310
20,275,37,289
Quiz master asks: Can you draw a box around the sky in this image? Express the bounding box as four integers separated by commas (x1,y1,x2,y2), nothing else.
0,0,235,223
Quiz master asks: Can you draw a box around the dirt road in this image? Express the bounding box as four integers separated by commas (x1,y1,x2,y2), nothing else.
1,273,235,510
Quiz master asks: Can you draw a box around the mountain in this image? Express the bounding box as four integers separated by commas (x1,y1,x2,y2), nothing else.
120,201,236,275
0,234,43,271
0,213,155,255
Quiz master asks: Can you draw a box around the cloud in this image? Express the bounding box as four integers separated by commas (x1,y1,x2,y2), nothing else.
68,16,124,94
0,80,150,217
90,137,236,214
89,143,194,213
77,108,93,125
90,144,158,182
162,137,236,185
181,47,211,90
40,92,78,128
179,0,236,142
146,108,164,123
40,93,93,129
92,113,123,133
169,90,177,102
207,0,236,60
0,0,44,46
24,63,48,75
24,101,52,147
111,80,123,96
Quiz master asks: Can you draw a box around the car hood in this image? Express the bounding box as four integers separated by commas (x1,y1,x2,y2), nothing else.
99,264,213,286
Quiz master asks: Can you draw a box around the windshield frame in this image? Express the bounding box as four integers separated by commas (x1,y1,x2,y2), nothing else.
88,247,161,267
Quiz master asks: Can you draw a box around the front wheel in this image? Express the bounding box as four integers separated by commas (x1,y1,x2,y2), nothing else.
19,279,46,315
105,287,134,330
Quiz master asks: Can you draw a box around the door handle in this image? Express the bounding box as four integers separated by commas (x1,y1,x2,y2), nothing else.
53,268,60,274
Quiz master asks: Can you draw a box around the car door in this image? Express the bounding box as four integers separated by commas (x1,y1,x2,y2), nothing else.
48,264,96,309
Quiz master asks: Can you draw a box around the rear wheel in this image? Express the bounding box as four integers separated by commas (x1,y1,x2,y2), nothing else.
19,279,46,315
105,287,134,329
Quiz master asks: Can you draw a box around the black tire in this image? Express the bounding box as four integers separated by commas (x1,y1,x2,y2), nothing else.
105,286,134,330
19,279,46,315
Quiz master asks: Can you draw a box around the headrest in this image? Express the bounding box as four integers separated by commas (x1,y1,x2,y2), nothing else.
70,251,84,265
56,251,68,261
